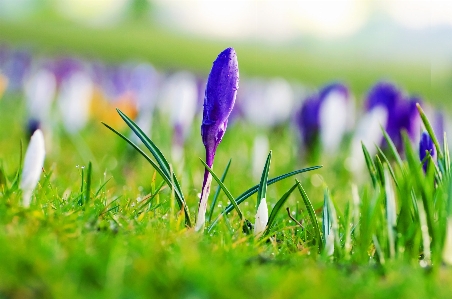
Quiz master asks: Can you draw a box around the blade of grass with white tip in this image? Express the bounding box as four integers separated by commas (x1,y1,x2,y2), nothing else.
257,151,272,207
207,159,232,223
199,158,243,221
207,166,322,231
297,180,323,252
102,122,192,227
384,166,397,259
263,181,298,236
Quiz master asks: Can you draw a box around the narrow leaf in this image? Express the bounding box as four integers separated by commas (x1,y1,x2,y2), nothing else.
416,103,443,160
102,122,192,227
362,142,377,188
257,151,272,207
207,166,322,231
208,159,232,223
264,182,298,236
297,180,323,252
200,158,243,220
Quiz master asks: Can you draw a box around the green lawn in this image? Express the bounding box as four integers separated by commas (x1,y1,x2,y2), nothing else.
1,18,452,299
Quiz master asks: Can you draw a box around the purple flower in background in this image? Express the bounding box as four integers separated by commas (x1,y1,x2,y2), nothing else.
364,81,422,150
366,81,401,112
434,110,445,146
395,97,422,145
419,131,435,172
4,49,31,92
296,82,350,154
195,47,239,231
51,57,85,87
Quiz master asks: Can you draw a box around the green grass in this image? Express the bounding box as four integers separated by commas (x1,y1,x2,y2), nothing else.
1,92,452,298
1,19,452,298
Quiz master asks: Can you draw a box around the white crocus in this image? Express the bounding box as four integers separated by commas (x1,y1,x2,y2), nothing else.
319,90,349,154
25,68,57,121
254,198,269,236
20,129,46,208
57,71,93,133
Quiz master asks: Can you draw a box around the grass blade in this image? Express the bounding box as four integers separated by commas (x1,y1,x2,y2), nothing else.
116,109,187,220
297,180,323,252
207,159,232,223
199,158,243,221
102,122,192,227
377,147,398,187
84,161,92,205
257,151,272,207
416,103,443,160
362,142,377,188
264,182,298,236
381,126,404,169
207,166,322,231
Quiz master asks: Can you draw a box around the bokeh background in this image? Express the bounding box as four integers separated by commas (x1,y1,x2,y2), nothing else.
0,0,451,207
1,0,450,102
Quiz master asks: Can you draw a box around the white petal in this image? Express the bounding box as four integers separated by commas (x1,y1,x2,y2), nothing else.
58,71,93,133
25,68,56,120
254,198,268,236
319,90,348,153
20,129,46,208
195,173,212,232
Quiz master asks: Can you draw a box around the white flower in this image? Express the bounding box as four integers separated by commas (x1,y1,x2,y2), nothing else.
194,172,212,232
20,129,46,208
254,198,268,236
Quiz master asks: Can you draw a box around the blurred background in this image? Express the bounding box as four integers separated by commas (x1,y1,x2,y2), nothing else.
0,0,450,99
0,0,451,206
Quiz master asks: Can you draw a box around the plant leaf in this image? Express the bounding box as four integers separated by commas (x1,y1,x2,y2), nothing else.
208,159,232,223
102,122,192,227
207,166,322,232
116,109,187,220
297,180,323,252
199,158,243,221
257,151,272,207
362,142,377,188
264,181,297,236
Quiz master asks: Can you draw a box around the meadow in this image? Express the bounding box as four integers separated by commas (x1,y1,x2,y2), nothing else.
1,18,452,299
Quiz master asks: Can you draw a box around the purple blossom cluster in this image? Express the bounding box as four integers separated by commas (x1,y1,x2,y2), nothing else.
0,44,448,180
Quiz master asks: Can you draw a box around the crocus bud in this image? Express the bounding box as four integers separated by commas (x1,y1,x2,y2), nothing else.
20,129,46,208
195,47,239,231
419,131,435,172
254,197,268,236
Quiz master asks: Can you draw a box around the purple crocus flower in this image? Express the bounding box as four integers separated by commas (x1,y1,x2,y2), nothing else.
365,81,402,147
195,47,239,231
419,131,435,172
295,82,350,155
